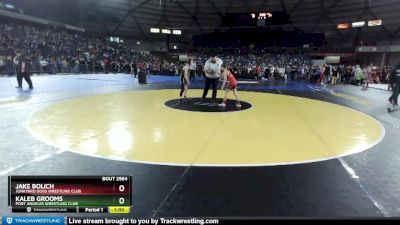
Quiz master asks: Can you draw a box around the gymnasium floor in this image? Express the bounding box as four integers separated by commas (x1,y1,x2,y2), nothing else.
0,74,400,217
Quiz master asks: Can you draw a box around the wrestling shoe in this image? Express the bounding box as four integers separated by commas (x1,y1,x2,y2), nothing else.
218,102,226,107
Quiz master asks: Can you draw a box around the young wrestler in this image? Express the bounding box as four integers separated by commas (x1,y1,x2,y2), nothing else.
180,62,190,100
219,64,241,107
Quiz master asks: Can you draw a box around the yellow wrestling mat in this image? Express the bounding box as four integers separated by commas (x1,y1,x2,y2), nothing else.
27,89,385,166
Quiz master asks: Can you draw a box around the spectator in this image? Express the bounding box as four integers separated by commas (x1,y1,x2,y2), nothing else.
0,56,4,72
15,53,33,89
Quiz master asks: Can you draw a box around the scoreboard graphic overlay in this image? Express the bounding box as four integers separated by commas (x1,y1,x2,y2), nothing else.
8,176,132,214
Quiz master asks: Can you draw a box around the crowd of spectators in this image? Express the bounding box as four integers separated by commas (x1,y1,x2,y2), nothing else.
0,21,392,87
307,64,392,86
194,53,312,79
0,21,316,79
0,22,176,75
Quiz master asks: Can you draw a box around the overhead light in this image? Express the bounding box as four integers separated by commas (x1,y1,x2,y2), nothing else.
368,20,382,26
120,39,124,43
162,29,171,34
352,21,365,28
5,4,15,9
172,29,182,35
337,23,350,29
110,36,119,42
150,28,160,33
137,41,141,45
173,45,177,49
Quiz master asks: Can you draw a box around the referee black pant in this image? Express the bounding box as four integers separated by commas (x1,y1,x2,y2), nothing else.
202,77,219,99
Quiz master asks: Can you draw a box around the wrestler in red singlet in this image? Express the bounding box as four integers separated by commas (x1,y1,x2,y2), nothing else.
226,70,237,90
219,64,241,108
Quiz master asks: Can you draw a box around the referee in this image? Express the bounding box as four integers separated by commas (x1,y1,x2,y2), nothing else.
202,52,223,100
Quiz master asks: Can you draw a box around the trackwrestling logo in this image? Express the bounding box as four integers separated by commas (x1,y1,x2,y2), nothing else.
2,217,64,225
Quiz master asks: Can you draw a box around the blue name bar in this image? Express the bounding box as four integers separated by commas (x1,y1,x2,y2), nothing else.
2,217,65,225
